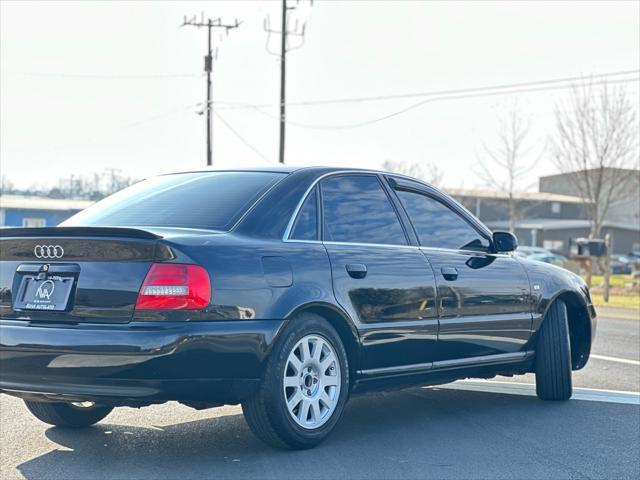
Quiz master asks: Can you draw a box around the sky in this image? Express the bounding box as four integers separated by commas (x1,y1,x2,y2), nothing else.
1,0,638,191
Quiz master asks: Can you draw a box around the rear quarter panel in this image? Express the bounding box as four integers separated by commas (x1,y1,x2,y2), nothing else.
155,234,336,323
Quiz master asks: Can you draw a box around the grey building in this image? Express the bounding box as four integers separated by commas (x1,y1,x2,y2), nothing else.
486,219,639,256
539,168,640,230
448,189,589,223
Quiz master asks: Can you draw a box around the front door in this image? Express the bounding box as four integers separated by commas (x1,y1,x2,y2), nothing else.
319,174,439,372
425,249,531,360
391,182,532,362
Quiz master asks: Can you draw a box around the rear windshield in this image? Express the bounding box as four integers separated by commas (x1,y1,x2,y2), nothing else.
62,171,285,230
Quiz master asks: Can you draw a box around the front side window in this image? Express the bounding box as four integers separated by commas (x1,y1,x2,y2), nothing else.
396,189,490,251
321,175,407,245
290,187,318,240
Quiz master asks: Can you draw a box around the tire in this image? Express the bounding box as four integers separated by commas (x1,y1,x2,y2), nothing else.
24,400,113,427
242,312,350,450
535,299,573,401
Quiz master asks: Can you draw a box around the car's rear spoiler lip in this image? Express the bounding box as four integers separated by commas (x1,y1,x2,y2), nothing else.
0,226,162,240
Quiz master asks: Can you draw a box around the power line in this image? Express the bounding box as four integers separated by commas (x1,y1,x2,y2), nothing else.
280,68,640,107
213,110,271,163
120,104,195,129
216,69,640,109
181,13,242,166
243,76,640,130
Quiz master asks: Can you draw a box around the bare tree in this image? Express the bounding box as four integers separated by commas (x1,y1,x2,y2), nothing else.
8,170,137,201
477,101,538,233
0,176,14,194
381,159,444,187
550,80,639,237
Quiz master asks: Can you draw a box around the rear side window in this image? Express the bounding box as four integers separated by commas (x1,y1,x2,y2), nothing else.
395,189,490,251
290,188,318,240
63,172,284,231
321,175,407,245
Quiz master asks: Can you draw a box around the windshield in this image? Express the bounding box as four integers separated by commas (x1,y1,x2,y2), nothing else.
62,171,285,231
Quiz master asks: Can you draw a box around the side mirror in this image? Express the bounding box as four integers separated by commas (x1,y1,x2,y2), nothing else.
492,231,518,253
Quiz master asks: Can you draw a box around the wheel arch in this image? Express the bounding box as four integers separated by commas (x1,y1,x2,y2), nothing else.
542,290,592,370
283,302,361,386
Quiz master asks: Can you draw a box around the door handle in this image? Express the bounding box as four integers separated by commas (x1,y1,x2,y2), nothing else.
346,263,368,279
440,267,458,281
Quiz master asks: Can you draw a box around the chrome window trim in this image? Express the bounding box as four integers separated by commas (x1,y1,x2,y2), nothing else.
285,239,323,245
287,184,320,242
388,177,494,246
285,239,422,250
281,169,510,256
285,238,512,256
282,172,334,241
324,241,420,250
419,246,513,258
283,170,410,246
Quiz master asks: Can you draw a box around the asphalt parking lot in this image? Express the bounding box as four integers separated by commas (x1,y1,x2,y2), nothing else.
1,311,639,480
499,310,640,392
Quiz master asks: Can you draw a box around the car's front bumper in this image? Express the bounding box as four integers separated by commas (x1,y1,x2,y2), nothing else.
0,319,284,406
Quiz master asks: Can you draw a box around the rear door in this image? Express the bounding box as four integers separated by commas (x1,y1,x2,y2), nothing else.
389,179,532,362
318,174,439,372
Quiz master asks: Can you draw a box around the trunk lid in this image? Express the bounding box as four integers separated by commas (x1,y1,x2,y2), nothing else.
0,227,176,324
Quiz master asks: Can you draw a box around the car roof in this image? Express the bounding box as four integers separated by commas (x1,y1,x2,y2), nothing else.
160,165,419,178
160,165,302,175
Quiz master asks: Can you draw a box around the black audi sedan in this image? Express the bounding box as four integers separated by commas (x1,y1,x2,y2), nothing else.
0,167,597,449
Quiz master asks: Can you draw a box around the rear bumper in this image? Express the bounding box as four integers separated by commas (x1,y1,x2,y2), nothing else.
0,319,284,406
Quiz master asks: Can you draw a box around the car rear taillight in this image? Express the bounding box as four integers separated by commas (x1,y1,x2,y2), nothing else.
135,263,211,310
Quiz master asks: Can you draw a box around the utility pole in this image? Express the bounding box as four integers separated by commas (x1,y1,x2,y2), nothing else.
265,1,312,164
181,14,241,166
278,1,288,166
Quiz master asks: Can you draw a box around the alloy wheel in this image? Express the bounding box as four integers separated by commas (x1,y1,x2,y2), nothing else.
283,334,341,429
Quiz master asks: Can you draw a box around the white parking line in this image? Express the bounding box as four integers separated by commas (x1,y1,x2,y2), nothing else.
436,380,640,405
590,354,640,366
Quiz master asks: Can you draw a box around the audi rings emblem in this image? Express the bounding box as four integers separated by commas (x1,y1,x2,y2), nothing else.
34,245,65,259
